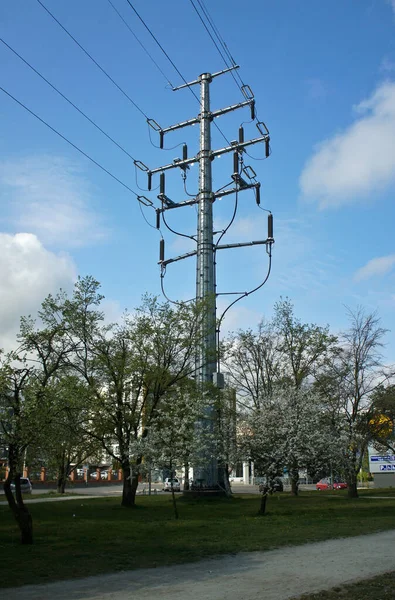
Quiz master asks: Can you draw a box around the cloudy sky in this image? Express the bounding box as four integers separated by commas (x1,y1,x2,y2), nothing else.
1,0,395,361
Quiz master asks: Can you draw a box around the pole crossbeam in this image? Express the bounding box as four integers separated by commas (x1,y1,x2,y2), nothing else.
216,239,272,251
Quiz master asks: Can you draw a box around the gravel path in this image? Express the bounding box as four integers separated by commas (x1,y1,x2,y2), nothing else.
6,529,395,600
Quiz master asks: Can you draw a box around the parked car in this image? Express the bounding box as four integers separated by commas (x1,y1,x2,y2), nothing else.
163,478,181,492
90,472,99,479
100,471,109,480
10,477,33,494
316,478,347,491
333,481,348,490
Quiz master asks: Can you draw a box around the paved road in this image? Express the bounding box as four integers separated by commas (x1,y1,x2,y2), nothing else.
5,529,395,600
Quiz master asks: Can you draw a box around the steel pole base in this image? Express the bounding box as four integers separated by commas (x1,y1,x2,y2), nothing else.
183,485,228,498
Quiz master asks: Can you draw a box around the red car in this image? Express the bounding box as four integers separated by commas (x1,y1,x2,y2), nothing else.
316,478,348,491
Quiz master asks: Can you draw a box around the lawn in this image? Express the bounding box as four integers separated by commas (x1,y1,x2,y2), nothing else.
300,572,395,600
1,489,395,588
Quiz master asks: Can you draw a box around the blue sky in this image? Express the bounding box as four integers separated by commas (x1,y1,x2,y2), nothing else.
1,0,395,361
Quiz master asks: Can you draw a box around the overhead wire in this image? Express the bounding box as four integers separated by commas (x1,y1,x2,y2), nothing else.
0,85,139,197
123,0,230,145
106,0,174,88
161,209,196,242
0,37,138,163
189,0,271,157
36,0,149,119
189,0,246,97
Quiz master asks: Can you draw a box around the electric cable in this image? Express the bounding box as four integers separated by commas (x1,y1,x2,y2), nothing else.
0,85,139,197
137,201,162,233
182,171,197,198
214,188,238,249
147,123,186,151
214,153,245,248
161,209,196,242
216,247,273,371
1,38,138,163
160,266,195,306
36,0,149,119
106,0,174,88
218,248,272,325
123,0,230,146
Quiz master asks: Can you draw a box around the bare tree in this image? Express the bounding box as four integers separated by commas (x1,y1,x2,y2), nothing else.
316,307,394,498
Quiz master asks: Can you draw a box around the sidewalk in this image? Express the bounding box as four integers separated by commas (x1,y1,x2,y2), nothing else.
5,529,395,600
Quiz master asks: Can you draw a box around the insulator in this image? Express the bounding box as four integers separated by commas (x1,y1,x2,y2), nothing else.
250,100,256,120
238,126,244,144
233,152,239,174
159,239,165,262
159,131,164,149
160,172,165,195
147,171,152,191
256,184,261,206
183,144,188,160
156,210,161,230
268,214,273,239
265,137,270,158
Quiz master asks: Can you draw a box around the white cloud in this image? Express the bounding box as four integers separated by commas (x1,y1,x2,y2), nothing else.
354,254,395,281
387,0,395,15
0,233,76,351
300,81,395,208
0,156,109,247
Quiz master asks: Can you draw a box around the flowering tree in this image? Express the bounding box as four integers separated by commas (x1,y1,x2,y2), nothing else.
241,386,341,498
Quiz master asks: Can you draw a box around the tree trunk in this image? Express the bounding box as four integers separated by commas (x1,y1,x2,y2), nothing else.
121,462,134,507
217,464,232,496
121,457,142,507
258,492,268,516
183,462,189,491
346,453,359,499
290,469,299,496
347,481,358,498
223,465,232,496
4,469,33,545
171,485,179,520
56,463,68,494
56,477,67,494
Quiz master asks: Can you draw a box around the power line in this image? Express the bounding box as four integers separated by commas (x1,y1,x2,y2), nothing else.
0,85,138,197
106,0,174,88
189,0,244,95
124,0,195,97
197,0,242,82
36,0,149,119
189,0,267,134
1,38,138,163
123,0,230,145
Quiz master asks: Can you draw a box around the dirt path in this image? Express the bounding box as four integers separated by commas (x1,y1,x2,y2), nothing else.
6,529,395,600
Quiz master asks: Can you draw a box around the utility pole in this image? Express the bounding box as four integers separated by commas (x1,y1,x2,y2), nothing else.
137,66,273,492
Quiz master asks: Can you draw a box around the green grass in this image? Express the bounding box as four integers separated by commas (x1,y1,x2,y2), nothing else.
1,489,395,588
299,572,395,599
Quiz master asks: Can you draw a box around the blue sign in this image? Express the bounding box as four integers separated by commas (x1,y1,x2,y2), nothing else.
380,464,395,471
371,455,395,462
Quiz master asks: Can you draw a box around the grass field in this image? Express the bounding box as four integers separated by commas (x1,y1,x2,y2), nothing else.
1,489,395,589
300,572,395,599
